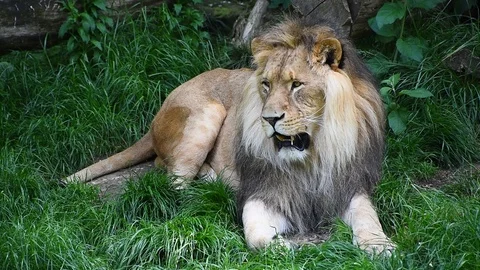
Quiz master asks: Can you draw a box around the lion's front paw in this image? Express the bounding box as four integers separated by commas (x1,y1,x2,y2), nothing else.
269,234,294,249
171,177,191,189
354,230,396,256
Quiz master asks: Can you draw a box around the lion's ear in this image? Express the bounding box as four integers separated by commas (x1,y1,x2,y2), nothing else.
251,37,262,56
251,37,273,65
251,37,271,57
312,38,343,70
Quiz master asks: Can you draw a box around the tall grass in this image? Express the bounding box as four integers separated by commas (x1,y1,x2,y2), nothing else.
1,6,229,179
1,4,479,269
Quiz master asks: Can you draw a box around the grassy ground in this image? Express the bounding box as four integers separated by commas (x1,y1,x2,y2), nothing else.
1,5,479,270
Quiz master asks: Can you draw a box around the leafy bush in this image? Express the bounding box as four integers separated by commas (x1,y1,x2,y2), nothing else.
380,73,433,134
367,0,480,165
59,0,114,62
369,0,447,62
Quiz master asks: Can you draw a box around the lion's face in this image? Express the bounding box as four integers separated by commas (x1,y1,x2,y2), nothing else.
240,25,382,167
258,46,327,156
248,31,345,161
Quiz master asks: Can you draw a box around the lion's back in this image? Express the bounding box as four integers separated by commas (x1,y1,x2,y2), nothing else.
161,68,253,111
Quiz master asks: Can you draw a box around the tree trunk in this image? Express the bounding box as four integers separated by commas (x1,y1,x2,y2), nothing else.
0,0,166,54
233,0,386,47
292,0,386,38
232,0,269,47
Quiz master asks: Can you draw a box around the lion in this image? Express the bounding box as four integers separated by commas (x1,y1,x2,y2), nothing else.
65,19,395,254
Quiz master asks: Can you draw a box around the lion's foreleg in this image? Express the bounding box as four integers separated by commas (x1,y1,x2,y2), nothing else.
342,193,396,255
242,199,291,249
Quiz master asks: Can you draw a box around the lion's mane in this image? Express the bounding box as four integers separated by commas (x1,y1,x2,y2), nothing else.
235,20,385,234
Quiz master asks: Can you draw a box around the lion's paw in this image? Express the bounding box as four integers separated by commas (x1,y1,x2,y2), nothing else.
354,230,396,256
246,233,295,250
269,235,294,249
171,177,191,190
360,240,396,256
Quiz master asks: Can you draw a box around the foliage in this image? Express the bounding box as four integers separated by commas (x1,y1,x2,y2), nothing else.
368,0,446,62
366,0,480,165
172,0,207,35
380,73,433,134
59,0,114,62
368,1,447,136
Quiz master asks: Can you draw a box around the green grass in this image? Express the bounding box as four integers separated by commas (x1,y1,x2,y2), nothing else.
1,5,479,269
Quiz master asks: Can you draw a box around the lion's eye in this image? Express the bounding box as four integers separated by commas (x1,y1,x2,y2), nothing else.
291,81,304,91
261,80,270,93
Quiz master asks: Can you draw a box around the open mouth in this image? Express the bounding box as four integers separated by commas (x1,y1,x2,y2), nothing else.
273,132,310,151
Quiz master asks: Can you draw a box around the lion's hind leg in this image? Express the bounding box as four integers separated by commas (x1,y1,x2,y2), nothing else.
151,102,227,186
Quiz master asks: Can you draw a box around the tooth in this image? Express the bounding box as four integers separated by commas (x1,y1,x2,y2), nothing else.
291,136,294,146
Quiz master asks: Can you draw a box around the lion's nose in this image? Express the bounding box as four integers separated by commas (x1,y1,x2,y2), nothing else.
262,113,285,128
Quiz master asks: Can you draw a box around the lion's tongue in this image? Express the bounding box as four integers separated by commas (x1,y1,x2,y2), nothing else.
275,133,310,151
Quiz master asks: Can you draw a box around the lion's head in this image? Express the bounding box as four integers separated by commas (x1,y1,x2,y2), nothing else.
239,20,384,172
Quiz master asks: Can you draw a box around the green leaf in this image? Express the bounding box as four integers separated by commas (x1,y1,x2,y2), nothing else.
174,4,182,15
396,37,426,62
67,37,76,52
380,87,392,105
366,54,393,76
388,110,407,134
59,22,70,38
391,73,400,87
382,73,401,88
91,39,103,51
400,88,434,98
93,0,107,11
104,17,114,27
81,20,91,32
96,22,107,33
376,2,406,28
368,17,400,38
387,101,399,111
64,0,76,11
80,13,95,31
380,87,392,97
407,0,446,10
78,28,90,43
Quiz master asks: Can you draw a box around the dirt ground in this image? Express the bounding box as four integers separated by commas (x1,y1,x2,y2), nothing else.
88,162,480,197
417,163,480,189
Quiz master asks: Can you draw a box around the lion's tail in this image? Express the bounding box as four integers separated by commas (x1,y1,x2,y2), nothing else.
63,131,156,183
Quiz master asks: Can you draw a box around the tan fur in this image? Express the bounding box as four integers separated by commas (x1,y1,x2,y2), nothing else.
65,20,393,254
151,106,191,167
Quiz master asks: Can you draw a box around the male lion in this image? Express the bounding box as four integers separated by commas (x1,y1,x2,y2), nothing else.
65,20,395,254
